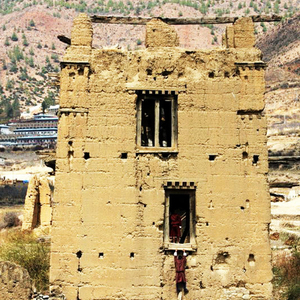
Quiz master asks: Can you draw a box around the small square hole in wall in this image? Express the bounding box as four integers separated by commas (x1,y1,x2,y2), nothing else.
76,251,82,258
209,155,217,161
121,153,128,159
84,152,90,160
99,252,104,259
252,155,259,165
130,252,135,259
208,71,215,78
242,152,248,159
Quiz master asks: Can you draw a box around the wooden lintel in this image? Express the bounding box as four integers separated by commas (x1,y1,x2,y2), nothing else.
91,15,282,25
57,35,71,45
60,61,90,68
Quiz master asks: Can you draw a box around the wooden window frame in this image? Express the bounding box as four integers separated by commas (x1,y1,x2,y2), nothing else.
136,91,178,153
163,183,197,251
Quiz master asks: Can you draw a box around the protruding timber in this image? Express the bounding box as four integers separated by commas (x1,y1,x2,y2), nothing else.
91,15,282,25
57,35,71,45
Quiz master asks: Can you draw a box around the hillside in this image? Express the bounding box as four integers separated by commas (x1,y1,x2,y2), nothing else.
0,0,299,136
258,14,300,156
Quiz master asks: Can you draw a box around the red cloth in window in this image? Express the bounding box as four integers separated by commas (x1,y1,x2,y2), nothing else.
170,213,181,239
174,255,187,283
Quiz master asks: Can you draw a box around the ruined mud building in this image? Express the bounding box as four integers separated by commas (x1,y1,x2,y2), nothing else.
51,14,278,300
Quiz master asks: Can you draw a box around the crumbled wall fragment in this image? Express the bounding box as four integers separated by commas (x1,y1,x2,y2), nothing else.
22,176,52,231
146,18,180,48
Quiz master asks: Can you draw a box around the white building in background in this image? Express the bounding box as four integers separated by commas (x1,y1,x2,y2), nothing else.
0,114,58,148
48,105,59,115
0,125,12,135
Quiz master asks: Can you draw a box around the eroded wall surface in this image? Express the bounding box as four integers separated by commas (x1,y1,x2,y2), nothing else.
0,261,32,300
51,14,272,300
22,175,52,231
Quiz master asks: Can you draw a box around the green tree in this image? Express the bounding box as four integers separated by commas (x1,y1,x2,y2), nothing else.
28,57,34,68
51,53,59,62
274,2,279,14
10,63,18,73
4,37,10,46
29,47,34,55
11,32,18,41
37,42,42,49
12,98,20,117
41,100,48,114
2,24,6,31
12,45,24,61
6,79,14,90
29,19,35,27
23,37,29,46
51,42,56,50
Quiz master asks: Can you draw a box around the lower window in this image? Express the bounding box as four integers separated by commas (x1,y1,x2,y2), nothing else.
164,186,196,250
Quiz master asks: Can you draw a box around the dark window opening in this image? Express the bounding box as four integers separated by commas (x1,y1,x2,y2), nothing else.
164,188,196,250
84,152,90,160
169,194,190,244
159,99,172,147
141,99,155,147
137,92,177,150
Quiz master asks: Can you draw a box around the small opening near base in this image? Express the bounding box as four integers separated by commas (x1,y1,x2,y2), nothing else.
209,155,217,161
99,252,104,259
84,152,90,160
130,252,135,258
121,153,128,159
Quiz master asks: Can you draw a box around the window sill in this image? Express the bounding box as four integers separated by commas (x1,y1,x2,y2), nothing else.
136,147,178,154
164,243,197,252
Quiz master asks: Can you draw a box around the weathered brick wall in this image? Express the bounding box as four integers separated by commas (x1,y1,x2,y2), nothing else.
50,14,272,300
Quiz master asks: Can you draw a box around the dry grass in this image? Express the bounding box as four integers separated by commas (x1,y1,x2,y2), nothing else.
273,235,300,300
0,229,50,292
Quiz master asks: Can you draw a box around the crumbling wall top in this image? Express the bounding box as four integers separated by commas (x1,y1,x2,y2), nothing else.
145,18,180,48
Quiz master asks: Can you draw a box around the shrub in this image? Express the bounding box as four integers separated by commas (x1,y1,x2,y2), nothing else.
273,236,300,300
2,212,20,228
0,230,50,291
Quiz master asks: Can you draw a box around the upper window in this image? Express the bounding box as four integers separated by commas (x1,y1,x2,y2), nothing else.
136,91,178,151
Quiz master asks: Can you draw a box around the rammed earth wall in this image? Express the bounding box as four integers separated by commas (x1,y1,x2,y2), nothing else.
50,14,272,300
